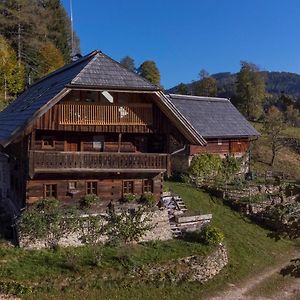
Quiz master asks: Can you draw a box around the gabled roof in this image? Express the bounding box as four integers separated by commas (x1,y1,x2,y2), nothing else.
0,51,160,147
167,94,259,138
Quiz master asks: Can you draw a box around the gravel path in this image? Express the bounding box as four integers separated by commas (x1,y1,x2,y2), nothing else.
208,251,300,300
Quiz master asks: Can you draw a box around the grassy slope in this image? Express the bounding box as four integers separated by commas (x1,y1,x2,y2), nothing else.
1,183,292,300
252,124,300,179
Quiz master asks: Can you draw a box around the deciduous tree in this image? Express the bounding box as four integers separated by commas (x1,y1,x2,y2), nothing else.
262,106,287,166
0,35,24,108
195,76,217,97
138,60,160,86
37,41,64,77
236,61,266,120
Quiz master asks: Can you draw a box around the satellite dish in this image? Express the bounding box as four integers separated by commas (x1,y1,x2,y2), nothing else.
101,91,114,103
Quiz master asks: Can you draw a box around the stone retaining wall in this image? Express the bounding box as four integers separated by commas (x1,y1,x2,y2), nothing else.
144,244,228,283
20,208,173,249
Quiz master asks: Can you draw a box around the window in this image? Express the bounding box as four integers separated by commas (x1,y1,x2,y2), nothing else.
68,181,77,190
143,179,153,193
217,139,222,145
123,180,134,194
42,137,55,149
86,181,97,195
44,184,57,198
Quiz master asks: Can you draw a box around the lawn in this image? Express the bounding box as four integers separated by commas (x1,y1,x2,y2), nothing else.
251,123,300,179
0,183,296,300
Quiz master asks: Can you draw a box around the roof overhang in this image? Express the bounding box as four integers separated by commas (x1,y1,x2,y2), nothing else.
0,88,72,148
154,91,206,145
0,88,206,148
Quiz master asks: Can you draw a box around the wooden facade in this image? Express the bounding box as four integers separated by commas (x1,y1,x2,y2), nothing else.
1,89,253,209
189,138,250,156
3,90,192,208
0,52,256,212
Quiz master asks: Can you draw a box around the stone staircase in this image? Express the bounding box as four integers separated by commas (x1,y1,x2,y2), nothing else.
161,192,212,238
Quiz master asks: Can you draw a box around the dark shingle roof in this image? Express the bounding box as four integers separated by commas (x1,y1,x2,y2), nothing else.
0,51,159,147
167,94,259,138
71,52,159,90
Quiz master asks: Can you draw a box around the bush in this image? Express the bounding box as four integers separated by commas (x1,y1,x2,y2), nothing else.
18,198,80,248
199,225,224,245
140,192,156,206
105,207,154,244
122,193,137,203
0,280,32,296
189,154,222,183
169,172,191,183
221,155,241,183
80,194,99,208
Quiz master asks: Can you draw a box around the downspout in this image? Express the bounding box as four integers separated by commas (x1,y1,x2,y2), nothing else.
170,144,186,156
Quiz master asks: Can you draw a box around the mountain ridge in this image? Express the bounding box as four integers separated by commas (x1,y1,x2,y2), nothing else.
167,71,300,101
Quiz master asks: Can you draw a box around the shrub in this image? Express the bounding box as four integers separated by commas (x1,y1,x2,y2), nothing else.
189,154,222,183
80,194,99,208
199,225,224,245
0,280,32,296
169,172,191,183
104,207,154,244
221,155,241,183
122,193,137,203
140,192,156,206
18,198,80,249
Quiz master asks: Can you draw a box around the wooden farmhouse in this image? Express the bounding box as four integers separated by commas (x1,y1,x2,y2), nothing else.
0,50,258,213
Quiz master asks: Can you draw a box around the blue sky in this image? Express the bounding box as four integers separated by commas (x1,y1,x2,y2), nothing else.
62,0,300,89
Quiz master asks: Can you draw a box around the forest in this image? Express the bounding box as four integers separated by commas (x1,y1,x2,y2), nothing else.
0,0,80,110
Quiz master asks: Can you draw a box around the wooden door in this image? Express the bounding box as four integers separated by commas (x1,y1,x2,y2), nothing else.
65,141,80,151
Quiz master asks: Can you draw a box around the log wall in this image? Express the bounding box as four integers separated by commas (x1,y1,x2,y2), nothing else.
26,173,163,205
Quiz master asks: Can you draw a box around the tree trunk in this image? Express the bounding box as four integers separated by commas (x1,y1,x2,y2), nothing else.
270,144,276,166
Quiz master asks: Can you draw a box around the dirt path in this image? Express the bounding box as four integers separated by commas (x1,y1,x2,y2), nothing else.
208,251,300,300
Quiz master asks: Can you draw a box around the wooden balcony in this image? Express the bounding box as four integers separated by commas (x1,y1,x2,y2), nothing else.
29,150,167,177
58,103,153,126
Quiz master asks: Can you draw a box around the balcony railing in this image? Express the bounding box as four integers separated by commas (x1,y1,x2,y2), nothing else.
29,151,167,176
58,103,153,125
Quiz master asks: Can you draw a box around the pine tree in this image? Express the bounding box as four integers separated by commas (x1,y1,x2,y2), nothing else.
176,83,189,95
0,0,80,83
120,56,135,72
40,0,80,62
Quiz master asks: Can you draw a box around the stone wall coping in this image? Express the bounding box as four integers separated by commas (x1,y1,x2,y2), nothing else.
175,214,212,223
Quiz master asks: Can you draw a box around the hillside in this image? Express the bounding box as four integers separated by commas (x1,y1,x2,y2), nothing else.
168,71,300,101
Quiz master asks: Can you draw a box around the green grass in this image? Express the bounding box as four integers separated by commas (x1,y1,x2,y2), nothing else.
0,183,296,300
